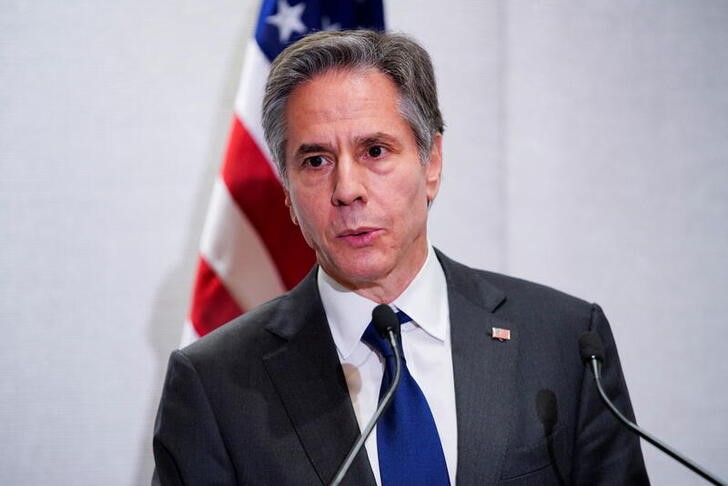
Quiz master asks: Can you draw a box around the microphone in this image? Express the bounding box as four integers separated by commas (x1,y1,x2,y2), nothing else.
579,331,726,486
330,304,403,486
535,389,558,436
535,389,566,486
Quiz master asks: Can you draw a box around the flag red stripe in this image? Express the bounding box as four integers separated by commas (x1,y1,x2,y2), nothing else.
189,257,245,336
221,116,315,289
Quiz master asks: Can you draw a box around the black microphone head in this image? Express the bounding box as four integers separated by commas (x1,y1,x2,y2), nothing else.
579,331,605,364
372,304,400,338
535,389,558,433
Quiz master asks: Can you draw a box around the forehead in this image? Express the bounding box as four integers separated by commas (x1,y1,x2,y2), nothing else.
283,68,407,140
292,67,398,107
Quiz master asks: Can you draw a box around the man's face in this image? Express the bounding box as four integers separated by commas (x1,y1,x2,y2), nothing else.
282,68,442,301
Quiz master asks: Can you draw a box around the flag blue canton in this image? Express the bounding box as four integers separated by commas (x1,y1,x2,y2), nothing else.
255,0,385,62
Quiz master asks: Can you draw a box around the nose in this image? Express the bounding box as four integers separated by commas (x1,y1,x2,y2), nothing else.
331,157,367,207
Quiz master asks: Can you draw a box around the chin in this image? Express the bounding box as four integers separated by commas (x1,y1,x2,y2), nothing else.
328,259,392,287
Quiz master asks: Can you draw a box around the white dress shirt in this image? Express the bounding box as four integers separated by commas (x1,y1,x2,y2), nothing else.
318,245,457,485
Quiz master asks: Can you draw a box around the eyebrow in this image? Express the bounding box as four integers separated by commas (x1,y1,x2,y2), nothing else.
355,132,398,147
294,143,332,157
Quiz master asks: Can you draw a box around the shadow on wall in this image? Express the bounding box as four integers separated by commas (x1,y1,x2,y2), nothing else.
133,22,251,485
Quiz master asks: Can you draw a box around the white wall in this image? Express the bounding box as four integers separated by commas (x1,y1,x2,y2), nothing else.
1,1,726,484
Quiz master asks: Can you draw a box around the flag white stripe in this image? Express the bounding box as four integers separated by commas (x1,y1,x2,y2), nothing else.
199,178,286,312
234,41,278,179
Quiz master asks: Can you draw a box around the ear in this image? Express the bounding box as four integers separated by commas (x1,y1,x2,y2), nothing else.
283,187,298,226
425,133,443,204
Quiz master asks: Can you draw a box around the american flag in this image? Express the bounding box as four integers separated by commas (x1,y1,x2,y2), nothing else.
491,327,511,341
182,0,385,343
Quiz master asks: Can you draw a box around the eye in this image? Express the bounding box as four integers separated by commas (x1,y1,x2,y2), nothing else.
303,155,326,168
367,145,387,158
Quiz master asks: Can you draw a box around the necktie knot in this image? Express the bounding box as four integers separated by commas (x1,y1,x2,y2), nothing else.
361,309,412,359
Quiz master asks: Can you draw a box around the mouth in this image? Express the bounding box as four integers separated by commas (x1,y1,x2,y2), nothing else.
337,227,382,247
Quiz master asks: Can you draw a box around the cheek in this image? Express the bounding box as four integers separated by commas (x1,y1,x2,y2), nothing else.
289,192,328,234
390,169,429,203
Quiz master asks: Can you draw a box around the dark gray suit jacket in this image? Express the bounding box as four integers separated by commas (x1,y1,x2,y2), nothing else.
153,251,648,485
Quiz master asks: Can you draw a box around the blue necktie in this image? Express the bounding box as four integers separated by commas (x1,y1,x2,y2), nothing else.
361,309,450,486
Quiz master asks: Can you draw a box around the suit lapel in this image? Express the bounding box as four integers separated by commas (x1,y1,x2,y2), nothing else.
261,269,376,486
438,251,519,485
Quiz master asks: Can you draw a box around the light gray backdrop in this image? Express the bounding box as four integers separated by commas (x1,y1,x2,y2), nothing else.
1,1,726,485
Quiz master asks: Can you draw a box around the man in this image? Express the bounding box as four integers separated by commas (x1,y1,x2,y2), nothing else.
153,30,649,485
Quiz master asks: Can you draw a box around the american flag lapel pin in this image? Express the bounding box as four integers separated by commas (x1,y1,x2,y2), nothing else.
491,327,511,341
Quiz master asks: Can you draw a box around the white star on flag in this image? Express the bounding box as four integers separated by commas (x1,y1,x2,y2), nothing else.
266,0,307,43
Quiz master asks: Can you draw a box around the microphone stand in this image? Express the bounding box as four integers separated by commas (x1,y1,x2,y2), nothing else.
329,328,402,486
588,357,726,486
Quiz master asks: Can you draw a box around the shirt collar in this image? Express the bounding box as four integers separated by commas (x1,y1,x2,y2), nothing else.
392,246,448,342
318,244,448,360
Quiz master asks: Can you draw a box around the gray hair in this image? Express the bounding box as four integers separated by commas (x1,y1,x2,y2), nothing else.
262,29,444,182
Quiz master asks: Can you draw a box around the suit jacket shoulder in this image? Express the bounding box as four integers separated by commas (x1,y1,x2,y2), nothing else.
153,268,376,485
435,249,648,485
436,248,591,315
